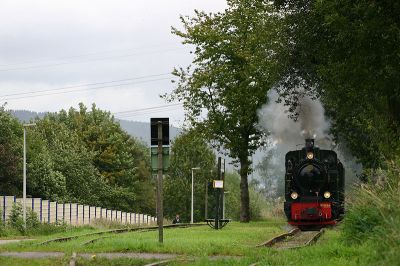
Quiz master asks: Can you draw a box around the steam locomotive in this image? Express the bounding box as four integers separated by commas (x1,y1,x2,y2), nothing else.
284,139,344,228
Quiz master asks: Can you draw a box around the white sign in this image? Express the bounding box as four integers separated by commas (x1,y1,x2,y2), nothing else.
213,180,224,189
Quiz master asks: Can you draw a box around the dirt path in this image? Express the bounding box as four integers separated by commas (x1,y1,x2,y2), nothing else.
79,252,178,260
0,239,35,245
0,251,64,258
0,251,240,260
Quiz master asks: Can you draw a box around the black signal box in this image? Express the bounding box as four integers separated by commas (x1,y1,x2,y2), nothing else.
150,118,169,146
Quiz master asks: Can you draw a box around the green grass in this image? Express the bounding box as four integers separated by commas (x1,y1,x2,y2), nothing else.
0,219,383,265
0,220,285,255
75,257,156,265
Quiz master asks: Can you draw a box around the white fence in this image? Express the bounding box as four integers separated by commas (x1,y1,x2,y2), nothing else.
0,196,156,226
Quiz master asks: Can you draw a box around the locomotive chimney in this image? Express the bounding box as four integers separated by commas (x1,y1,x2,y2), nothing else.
305,139,314,151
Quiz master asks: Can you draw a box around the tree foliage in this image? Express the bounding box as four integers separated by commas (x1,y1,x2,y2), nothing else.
256,150,285,199
0,107,23,195
164,130,216,222
224,172,267,221
167,0,282,222
274,0,400,169
0,104,154,214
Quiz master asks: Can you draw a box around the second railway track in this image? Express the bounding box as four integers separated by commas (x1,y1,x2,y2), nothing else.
257,228,324,250
39,223,206,245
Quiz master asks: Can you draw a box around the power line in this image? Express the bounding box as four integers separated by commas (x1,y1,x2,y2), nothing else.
0,73,172,98
116,107,183,118
0,47,184,72
1,77,174,101
113,103,183,118
0,43,180,68
113,103,182,115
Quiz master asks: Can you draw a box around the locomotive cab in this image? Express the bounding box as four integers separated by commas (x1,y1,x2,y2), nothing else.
284,139,345,228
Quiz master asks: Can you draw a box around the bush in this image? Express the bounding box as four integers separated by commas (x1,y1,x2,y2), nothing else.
26,209,40,229
342,159,400,264
0,215,5,236
224,172,269,221
8,203,24,233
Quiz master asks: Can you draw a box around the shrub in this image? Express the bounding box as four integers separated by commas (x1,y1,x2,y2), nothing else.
26,209,40,229
0,215,5,236
8,202,25,233
342,159,400,264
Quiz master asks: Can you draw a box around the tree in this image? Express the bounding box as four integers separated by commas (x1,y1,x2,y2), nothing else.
224,172,267,221
164,130,216,222
39,104,155,213
0,107,22,196
274,0,400,169
27,116,104,204
167,0,282,222
256,150,285,199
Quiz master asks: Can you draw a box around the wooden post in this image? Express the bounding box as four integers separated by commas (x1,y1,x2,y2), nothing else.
157,121,164,243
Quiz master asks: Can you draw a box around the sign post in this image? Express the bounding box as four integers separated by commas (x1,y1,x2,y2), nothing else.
151,118,169,244
157,121,163,243
205,157,230,229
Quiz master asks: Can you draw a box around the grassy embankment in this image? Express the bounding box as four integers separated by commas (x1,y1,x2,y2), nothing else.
3,161,400,266
0,218,369,266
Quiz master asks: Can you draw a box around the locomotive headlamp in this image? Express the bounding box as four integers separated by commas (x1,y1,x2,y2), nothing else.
290,191,299,200
306,152,314,160
324,191,331,199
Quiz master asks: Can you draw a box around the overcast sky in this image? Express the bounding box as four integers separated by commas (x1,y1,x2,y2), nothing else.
0,0,227,126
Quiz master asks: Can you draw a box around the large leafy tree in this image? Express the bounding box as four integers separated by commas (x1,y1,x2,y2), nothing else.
27,118,103,204
0,107,22,195
167,0,282,222
164,130,216,222
274,0,400,168
43,104,155,213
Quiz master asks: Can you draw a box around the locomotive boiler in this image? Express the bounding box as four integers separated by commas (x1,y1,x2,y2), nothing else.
284,139,344,228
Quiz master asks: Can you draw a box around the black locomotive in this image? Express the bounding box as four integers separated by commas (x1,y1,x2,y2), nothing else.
284,139,344,227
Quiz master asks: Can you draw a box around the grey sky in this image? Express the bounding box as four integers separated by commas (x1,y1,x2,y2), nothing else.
0,0,227,126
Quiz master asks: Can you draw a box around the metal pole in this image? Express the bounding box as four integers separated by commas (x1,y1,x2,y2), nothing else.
205,181,208,220
22,123,35,230
23,127,26,230
190,167,200,224
157,121,163,243
215,157,221,229
222,159,225,220
223,191,225,219
191,169,194,224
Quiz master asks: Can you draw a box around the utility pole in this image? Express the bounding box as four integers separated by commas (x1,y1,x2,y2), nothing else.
23,123,35,230
157,121,163,243
191,167,200,224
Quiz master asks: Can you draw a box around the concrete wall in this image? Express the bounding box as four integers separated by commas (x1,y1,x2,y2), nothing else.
0,196,156,226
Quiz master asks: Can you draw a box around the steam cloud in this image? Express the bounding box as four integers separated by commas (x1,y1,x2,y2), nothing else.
256,89,361,194
258,90,332,151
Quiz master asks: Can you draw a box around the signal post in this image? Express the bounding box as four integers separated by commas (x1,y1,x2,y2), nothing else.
150,118,169,243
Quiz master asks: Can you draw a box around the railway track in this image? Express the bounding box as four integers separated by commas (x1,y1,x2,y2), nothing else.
40,223,206,245
257,228,324,250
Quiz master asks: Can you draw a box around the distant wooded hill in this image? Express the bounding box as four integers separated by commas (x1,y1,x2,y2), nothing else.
10,109,181,145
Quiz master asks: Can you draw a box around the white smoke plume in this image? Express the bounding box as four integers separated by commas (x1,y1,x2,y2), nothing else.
258,90,332,151
256,89,361,194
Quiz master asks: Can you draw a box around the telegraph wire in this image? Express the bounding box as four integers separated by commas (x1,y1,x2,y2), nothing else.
113,103,183,118
1,77,174,101
0,43,180,68
0,73,172,98
0,47,184,72
115,107,182,118
113,103,182,115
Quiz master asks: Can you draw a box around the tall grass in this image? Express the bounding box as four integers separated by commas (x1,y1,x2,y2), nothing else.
342,159,400,264
0,203,92,237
